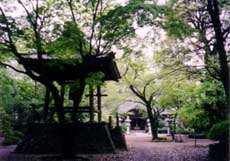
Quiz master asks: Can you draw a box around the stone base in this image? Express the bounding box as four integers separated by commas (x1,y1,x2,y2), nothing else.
15,122,125,154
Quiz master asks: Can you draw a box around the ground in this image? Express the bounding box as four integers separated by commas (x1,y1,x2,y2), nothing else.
0,131,216,161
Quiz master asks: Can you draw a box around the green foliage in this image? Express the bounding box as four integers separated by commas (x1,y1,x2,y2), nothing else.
179,104,210,130
101,1,165,24
0,108,23,145
99,0,169,44
0,0,226,138
198,80,226,111
120,123,127,134
157,75,196,108
46,22,87,59
163,14,195,39
0,68,44,139
2,131,23,145
155,73,210,131
178,79,226,131
103,81,129,115
85,71,105,87
188,132,207,139
208,120,229,142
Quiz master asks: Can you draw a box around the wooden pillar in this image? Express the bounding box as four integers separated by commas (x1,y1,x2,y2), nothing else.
71,79,86,123
108,116,112,129
60,84,65,106
116,112,119,127
59,84,65,122
89,86,94,122
43,86,50,121
97,86,102,122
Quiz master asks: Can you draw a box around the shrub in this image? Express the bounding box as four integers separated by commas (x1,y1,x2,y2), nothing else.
176,127,190,134
2,130,24,145
158,127,167,133
188,132,207,139
208,120,229,142
208,121,229,161
0,111,24,145
120,123,127,134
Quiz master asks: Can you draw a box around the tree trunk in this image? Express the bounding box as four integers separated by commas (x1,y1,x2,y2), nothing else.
146,104,158,140
47,83,65,123
207,0,230,115
72,79,86,122
172,112,177,141
60,84,65,106
43,86,50,122
152,118,159,140
47,83,76,157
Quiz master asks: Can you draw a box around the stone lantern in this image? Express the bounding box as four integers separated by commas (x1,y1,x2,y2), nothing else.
146,119,152,134
165,118,171,136
125,116,131,134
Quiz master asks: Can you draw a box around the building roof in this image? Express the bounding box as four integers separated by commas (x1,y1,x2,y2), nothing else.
20,54,121,84
117,102,146,114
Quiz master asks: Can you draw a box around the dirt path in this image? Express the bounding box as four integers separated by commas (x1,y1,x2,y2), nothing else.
125,132,214,161
0,132,216,161
90,131,215,161
0,137,16,159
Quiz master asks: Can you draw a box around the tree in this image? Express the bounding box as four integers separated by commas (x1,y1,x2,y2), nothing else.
0,1,143,156
164,0,230,112
0,0,139,123
206,0,229,110
168,77,226,133
157,75,194,139
0,67,44,144
128,75,164,140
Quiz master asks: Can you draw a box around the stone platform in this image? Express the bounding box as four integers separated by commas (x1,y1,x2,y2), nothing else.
15,122,127,154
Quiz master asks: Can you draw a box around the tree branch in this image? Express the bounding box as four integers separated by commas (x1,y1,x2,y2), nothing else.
17,0,35,25
0,6,22,60
66,0,85,58
18,0,43,58
88,0,101,55
0,62,26,74
129,85,147,103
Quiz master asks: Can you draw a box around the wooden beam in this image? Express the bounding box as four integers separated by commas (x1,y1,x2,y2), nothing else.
97,86,102,122
60,84,65,106
89,86,94,122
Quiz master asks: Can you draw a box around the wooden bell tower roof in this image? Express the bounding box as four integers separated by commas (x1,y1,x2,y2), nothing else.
20,53,121,84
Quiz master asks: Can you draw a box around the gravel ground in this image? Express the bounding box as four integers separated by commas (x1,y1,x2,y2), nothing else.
0,131,216,161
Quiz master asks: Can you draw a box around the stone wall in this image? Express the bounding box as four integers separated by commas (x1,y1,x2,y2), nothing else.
15,122,126,154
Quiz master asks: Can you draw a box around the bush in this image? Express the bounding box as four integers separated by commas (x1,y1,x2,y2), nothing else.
176,128,190,134
2,130,24,145
158,127,167,133
120,123,127,134
188,132,207,139
158,121,165,128
0,111,23,145
208,120,229,142
208,121,229,161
